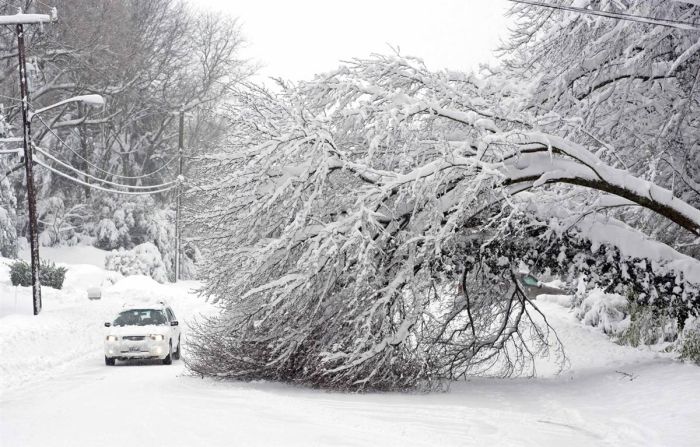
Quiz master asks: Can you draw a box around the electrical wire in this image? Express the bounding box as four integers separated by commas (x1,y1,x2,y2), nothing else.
0,93,23,103
33,157,179,195
33,0,55,11
34,145,178,189
508,0,700,31
33,112,181,180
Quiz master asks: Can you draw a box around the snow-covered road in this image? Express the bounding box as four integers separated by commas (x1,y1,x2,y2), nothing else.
2,350,698,447
1,254,699,447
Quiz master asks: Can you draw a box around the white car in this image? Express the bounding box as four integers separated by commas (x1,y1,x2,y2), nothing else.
104,302,182,366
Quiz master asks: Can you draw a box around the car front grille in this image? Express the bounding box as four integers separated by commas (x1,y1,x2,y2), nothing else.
122,336,146,341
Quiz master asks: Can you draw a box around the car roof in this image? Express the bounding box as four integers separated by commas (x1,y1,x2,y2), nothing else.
119,300,171,311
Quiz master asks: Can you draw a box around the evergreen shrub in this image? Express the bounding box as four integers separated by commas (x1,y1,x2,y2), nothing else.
9,259,67,289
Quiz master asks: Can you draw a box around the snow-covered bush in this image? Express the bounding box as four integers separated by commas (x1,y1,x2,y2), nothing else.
90,196,178,280
143,208,176,280
95,218,123,250
9,260,31,287
678,318,700,364
179,241,200,280
9,260,68,290
617,300,677,348
104,242,169,283
574,289,679,347
575,289,629,335
41,261,68,290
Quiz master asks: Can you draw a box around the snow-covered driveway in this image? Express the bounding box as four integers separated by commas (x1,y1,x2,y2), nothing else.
1,256,699,447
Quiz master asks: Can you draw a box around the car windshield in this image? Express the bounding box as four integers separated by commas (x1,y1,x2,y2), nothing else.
113,309,167,326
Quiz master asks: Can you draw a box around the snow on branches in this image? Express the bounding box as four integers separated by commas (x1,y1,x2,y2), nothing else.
502,0,700,253
188,52,700,390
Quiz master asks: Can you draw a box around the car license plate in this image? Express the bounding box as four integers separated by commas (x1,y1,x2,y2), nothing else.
129,346,140,352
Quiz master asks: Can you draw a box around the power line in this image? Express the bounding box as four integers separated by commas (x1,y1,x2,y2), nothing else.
34,157,179,195
33,0,56,11
34,145,178,190
508,0,700,31
0,93,23,102
33,112,180,180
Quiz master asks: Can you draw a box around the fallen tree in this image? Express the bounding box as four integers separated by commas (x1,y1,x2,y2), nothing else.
186,52,700,390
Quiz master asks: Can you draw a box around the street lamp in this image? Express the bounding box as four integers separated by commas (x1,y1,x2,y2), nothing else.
20,94,104,315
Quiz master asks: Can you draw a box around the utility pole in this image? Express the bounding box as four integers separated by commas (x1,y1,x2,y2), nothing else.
78,102,90,200
175,106,184,282
17,22,41,315
2,9,56,315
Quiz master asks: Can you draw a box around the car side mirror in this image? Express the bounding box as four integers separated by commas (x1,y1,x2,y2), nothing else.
170,321,179,326
104,322,111,327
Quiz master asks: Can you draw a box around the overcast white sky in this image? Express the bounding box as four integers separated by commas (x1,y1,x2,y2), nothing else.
190,0,512,82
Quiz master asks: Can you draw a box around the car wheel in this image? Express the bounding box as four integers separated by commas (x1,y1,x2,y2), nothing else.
105,356,115,366
172,336,181,360
162,341,172,365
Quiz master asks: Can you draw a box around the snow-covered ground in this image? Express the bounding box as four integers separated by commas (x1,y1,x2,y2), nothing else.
1,250,698,447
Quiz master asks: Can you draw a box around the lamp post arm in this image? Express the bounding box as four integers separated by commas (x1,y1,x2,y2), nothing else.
29,94,105,121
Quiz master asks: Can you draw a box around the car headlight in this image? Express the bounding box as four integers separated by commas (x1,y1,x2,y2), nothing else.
149,334,165,341
106,335,119,342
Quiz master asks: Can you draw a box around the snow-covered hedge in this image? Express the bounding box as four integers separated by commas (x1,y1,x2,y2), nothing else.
104,242,169,283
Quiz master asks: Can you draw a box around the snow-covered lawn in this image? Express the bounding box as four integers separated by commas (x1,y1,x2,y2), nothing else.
0,252,698,447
